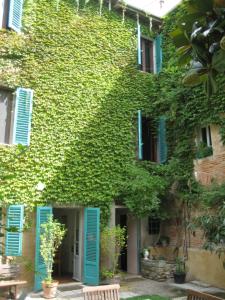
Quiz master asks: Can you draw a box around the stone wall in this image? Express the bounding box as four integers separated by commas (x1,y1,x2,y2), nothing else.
141,259,175,282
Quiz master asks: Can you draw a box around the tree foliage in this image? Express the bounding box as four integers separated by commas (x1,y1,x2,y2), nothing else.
170,0,225,96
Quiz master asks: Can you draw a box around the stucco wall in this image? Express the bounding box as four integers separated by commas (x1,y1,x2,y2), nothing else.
148,246,225,289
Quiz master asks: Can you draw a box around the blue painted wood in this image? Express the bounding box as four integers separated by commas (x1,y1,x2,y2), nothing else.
83,207,100,286
158,116,167,163
154,34,162,74
13,88,33,146
8,0,24,32
34,206,52,292
5,205,24,256
137,24,142,66
138,110,143,160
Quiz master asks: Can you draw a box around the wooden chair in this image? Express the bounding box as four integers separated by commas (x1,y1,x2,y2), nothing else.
83,284,120,300
187,290,223,300
0,264,27,299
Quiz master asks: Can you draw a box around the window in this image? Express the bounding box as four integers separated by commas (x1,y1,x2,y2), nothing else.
0,0,23,32
141,37,154,73
0,87,33,146
138,111,167,163
148,218,160,235
201,126,212,147
0,89,15,144
196,126,213,159
142,117,157,161
0,0,9,29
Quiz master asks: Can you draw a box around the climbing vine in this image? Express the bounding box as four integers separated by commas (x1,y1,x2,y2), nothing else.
0,0,224,226
0,0,160,223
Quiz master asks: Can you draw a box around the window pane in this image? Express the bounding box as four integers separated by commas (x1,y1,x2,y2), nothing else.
0,90,13,144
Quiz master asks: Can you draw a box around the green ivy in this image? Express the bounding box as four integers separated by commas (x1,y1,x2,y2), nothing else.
0,0,159,223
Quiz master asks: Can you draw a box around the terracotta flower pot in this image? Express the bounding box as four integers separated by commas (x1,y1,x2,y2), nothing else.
42,281,59,299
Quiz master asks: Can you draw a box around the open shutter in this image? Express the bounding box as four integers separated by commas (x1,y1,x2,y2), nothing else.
5,205,24,256
34,206,52,292
137,24,142,68
13,87,33,146
83,208,100,286
138,110,143,160
8,0,24,32
157,116,167,163
154,34,162,74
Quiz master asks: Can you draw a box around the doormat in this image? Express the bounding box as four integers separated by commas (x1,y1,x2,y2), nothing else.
58,284,83,292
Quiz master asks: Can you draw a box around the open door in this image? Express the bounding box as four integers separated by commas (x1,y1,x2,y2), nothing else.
83,208,100,286
34,206,52,291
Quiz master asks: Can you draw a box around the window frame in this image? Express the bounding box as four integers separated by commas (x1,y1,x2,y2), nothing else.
196,125,212,147
0,87,16,146
140,35,156,74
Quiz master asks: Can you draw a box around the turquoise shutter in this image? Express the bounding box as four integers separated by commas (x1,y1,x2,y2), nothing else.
138,110,143,160
8,0,24,32
137,24,142,67
34,206,52,292
155,34,162,74
13,88,33,146
157,116,167,163
83,208,100,286
5,205,24,256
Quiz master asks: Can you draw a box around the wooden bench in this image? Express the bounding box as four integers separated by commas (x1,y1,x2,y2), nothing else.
0,264,27,299
83,284,120,300
187,290,224,300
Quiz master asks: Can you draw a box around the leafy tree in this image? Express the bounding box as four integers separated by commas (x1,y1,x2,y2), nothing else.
170,0,225,96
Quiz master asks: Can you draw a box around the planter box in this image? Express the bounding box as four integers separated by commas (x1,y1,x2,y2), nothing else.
141,259,176,282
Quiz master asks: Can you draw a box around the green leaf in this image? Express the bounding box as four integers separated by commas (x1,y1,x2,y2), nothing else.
212,49,225,72
170,29,189,48
187,0,214,14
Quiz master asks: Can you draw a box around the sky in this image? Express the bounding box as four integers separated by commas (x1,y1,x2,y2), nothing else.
124,0,182,17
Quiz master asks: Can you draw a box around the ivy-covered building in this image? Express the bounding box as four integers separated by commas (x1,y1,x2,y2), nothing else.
0,0,167,291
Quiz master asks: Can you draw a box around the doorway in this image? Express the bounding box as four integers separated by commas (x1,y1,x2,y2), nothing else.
116,209,128,272
53,208,82,283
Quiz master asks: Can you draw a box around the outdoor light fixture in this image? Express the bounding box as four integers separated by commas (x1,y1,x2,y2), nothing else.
36,182,45,191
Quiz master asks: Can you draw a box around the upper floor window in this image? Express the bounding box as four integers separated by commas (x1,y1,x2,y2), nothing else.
0,89,15,144
196,126,213,159
141,38,154,73
0,87,33,146
137,111,167,163
0,0,24,32
137,25,162,74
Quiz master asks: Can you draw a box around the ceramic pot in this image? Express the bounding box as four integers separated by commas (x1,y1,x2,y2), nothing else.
143,249,149,260
42,281,59,299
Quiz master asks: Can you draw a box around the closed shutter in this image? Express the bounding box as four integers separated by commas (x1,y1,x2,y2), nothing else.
137,24,142,67
138,110,143,160
0,208,3,255
5,205,24,256
83,208,100,286
34,206,52,291
13,88,33,146
8,0,24,32
157,116,167,163
154,34,162,74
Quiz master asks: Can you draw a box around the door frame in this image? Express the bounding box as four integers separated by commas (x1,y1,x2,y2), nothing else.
53,205,84,282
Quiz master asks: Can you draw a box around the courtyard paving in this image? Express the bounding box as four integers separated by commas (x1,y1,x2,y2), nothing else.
23,278,225,300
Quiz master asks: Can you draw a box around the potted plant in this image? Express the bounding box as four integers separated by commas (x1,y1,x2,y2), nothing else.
40,215,66,299
142,248,150,260
100,226,126,284
173,257,186,284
